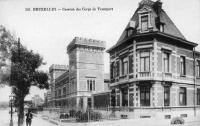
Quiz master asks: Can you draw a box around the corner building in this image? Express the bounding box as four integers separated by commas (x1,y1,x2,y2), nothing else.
107,0,200,116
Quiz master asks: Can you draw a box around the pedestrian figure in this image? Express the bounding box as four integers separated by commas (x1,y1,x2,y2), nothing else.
25,109,33,126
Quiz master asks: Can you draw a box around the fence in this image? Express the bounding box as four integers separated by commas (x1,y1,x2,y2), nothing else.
41,106,200,123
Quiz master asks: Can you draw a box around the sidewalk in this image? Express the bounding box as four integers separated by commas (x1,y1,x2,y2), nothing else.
0,109,57,126
3,110,199,126
36,111,200,126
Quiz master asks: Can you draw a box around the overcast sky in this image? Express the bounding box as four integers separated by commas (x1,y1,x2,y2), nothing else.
0,0,199,102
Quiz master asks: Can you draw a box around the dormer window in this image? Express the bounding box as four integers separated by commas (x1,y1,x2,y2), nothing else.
141,15,148,31
127,21,136,37
127,28,134,37
160,24,164,32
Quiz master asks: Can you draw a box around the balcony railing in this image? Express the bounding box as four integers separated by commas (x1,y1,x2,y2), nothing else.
139,72,151,77
162,72,173,81
119,75,129,82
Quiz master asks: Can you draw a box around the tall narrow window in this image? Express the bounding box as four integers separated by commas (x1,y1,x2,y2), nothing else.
164,86,170,106
160,24,164,32
140,86,150,106
55,91,57,98
196,60,200,77
116,61,120,77
110,62,114,79
87,79,95,91
93,80,95,91
179,87,186,106
122,57,128,75
90,80,93,91
141,15,148,31
87,80,90,91
63,87,66,95
58,89,61,98
129,55,133,74
163,52,170,72
180,56,186,75
197,89,200,105
87,98,92,108
140,50,150,72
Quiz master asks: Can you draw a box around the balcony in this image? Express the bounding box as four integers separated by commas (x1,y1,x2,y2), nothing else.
137,72,153,80
162,72,173,81
119,75,129,82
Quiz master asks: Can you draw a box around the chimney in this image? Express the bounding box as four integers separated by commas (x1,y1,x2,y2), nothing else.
154,0,162,16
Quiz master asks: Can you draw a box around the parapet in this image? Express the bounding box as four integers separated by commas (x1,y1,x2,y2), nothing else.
67,37,106,53
49,64,69,73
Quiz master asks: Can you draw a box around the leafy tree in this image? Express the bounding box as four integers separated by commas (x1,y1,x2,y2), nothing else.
0,26,49,126
11,43,49,126
0,26,14,86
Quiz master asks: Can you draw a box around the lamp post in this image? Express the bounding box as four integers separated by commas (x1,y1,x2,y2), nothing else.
9,93,14,126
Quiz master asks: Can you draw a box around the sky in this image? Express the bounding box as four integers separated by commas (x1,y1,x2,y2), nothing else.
0,0,199,102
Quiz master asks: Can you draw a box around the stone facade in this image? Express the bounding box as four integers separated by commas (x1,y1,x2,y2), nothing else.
48,37,109,110
67,37,106,110
48,64,68,107
107,0,200,118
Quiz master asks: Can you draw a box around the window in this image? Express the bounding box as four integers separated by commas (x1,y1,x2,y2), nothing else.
87,79,95,91
163,52,170,72
55,91,57,98
63,87,66,95
116,61,120,77
140,86,150,106
164,86,170,106
140,50,150,72
197,88,200,105
122,57,128,75
87,98,92,108
110,62,115,79
129,55,133,74
58,89,61,97
196,60,200,77
197,89,200,105
180,56,186,75
127,29,134,37
160,24,164,32
141,15,148,31
179,87,186,106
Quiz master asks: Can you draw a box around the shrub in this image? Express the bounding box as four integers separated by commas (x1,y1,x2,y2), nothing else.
90,111,102,121
69,110,76,117
75,111,83,118
76,110,102,122
60,113,65,119
64,113,69,118
171,117,185,125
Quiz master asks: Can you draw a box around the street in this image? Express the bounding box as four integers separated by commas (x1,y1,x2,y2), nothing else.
1,108,200,126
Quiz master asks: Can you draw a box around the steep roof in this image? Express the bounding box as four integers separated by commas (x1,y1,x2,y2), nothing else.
115,0,187,45
159,10,185,39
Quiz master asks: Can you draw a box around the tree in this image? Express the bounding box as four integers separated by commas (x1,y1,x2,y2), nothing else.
10,42,49,126
0,26,14,86
0,25,49,126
